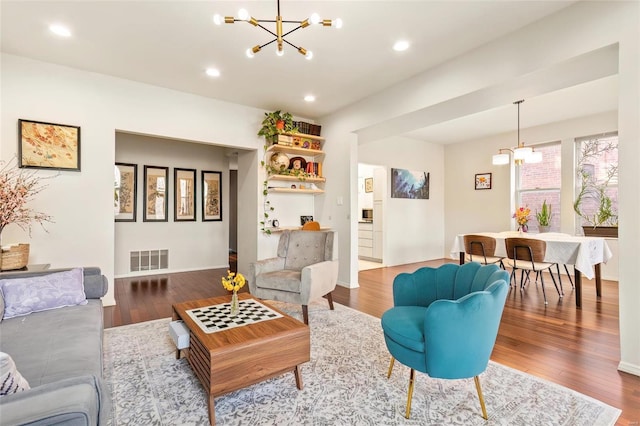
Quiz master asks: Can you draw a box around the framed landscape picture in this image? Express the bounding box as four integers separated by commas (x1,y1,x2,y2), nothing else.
475,173,492,190
202,170,222,221
143,165,169,222
114,163,137,222
18,119,81,171
174,168,196,221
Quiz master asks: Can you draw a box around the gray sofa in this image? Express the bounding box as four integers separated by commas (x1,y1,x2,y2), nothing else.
0,267,109,425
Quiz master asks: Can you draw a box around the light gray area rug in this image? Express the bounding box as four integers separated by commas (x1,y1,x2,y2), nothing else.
104,301,621,425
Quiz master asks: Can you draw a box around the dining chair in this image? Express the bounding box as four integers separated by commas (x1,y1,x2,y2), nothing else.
301,220,321,231
504,237,562,305
463,234,505,269
537,233,575,290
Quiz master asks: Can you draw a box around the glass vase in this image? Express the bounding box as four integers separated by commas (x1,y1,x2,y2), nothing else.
230,290,239,317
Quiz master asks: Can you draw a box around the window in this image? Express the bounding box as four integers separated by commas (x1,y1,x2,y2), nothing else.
574,133,618,230
517,142,561,233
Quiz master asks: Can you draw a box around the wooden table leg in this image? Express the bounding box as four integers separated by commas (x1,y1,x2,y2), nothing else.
208,394,215,425
574,267,582,309
294,365,304,390
459,251,465,265
595,263,602,297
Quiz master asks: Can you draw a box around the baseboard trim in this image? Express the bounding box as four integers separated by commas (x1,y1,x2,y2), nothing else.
618,360,640,377
115,265,229,279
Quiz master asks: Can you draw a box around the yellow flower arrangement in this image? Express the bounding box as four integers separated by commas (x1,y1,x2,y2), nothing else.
221,270,246,292
513,206,531,231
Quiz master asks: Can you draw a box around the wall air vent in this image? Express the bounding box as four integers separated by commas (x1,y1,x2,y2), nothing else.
130,249,168,272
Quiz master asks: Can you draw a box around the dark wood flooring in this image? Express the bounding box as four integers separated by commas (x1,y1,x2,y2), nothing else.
104,259,640,425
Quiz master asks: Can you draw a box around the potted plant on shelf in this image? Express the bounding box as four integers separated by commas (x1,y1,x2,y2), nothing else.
257,110,297,144
536,200,552,233
573,138,618,237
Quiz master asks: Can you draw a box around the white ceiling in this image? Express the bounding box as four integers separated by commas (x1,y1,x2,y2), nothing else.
1,1,617,145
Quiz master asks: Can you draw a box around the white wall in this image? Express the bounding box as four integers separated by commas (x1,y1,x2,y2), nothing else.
114,133,230,277
359,136,445,268
1,54,264,306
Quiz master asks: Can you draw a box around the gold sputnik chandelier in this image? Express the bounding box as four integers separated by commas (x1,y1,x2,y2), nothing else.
213,0,342,60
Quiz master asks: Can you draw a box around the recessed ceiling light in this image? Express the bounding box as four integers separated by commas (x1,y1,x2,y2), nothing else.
205,68,220,77
304,95,316,102
49,24,71,37
393,40,410,52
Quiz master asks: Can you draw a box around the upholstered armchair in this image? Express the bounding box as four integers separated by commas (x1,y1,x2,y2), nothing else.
381,262,509,419
248,230,339,324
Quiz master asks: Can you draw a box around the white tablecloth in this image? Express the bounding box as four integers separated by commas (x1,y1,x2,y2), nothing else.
450,231,613,280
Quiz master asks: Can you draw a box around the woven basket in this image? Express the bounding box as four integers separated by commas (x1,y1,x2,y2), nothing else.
0,243,30,271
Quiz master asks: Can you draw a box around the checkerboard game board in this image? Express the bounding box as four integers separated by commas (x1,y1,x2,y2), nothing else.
185,299,283,334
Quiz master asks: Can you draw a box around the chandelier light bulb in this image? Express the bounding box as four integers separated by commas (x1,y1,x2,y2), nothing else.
276,48,284,57
213,14,223,25
309,13,321,25
334,18,343,29
305,50,313,60
246,48,255,58
238,8,249,21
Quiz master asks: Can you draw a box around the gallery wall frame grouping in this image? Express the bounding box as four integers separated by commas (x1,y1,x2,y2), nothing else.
115,164,222,223
18,119,81,171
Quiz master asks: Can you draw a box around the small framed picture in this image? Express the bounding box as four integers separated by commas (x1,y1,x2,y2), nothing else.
174,168,196,221
115,163,137,222
202,170,222,221
18,119,81,171
300,215,314,225
143,165,169,222
475,173,492,190
364,177,373,193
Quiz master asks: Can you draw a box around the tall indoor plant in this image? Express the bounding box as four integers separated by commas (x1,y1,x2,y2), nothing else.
573,138,618,237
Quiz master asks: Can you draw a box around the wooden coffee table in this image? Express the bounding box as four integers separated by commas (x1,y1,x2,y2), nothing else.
172,293,310,425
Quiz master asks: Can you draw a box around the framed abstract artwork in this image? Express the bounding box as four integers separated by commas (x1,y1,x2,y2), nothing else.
114,163,137,222
174,168,196,221
202,170,222,221
475,173,492,190
18,119,81,171
143,165,169,222
391,168,430,199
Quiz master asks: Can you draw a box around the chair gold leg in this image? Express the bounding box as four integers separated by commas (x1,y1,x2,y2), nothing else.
474,375,488,420
405,368,415,419
387,357,395,378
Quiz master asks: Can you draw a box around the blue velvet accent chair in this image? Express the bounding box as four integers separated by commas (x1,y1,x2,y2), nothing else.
381,262,510,419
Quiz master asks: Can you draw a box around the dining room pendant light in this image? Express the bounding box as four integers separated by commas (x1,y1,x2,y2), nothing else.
213,0,341,59
492,100,541,165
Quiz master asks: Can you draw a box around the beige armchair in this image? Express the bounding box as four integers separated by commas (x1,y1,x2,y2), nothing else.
249,230,339,324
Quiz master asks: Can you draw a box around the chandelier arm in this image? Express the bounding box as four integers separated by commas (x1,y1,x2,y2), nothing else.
282,38,301,50
259,39,277,49
255,24,278,38
282,26,304,38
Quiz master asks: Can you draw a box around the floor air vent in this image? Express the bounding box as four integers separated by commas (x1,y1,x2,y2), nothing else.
130,250,168,272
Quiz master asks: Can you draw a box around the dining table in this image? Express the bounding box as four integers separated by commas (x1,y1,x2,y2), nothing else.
450,231,613,308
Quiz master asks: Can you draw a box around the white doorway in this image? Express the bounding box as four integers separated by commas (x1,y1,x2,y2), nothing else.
357,163,386,271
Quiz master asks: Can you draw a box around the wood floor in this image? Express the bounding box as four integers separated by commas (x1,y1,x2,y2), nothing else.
104,259,640,425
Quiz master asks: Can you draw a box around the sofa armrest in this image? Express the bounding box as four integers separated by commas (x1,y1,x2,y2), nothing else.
248,258,285,294
82,267,108,299
0,374,110,426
